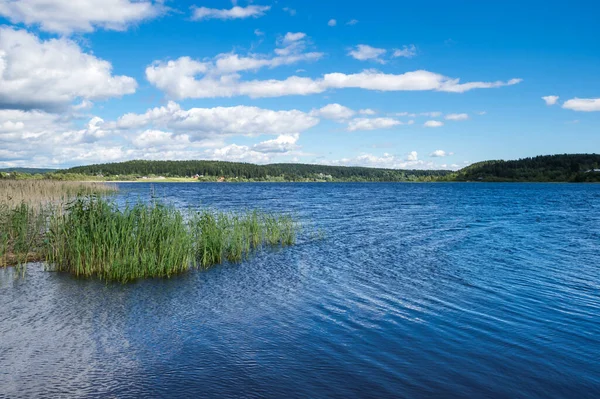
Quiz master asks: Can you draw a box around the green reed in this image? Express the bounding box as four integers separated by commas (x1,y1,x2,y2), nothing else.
41,197,300,281
45,197,194,282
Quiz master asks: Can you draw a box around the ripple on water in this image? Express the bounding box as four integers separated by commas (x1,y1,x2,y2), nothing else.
1,183,600,398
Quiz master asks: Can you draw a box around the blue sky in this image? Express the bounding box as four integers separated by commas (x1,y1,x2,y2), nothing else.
0,0,599,169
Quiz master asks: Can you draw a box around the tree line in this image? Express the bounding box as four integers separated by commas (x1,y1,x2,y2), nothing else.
62,160,454,182
455,154,600,182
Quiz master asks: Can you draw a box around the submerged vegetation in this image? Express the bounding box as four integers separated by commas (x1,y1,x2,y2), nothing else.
1,181,301,281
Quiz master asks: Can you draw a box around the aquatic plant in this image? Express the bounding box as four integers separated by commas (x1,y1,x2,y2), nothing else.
0,181,116,267
0,180,116,207
43,197,301,281
46,197,194,282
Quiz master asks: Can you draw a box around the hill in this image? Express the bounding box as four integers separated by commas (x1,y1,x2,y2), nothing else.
62,160,453,182
455,154,600,182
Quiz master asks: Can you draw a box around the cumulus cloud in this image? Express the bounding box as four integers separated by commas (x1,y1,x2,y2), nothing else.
562,98,600,112
348,44,387,63
115,101,319,140
252,134,299,153
0,101,318,167
0,0,163,34
328,19,337,27
542,95,559,106
359,108,376,115
146,60,523,100
191,5,270,20
347,117,402,131
346,19,358,25
0,27,137,111
424,120,443,127
311,103,355,121
445,113,469,121
429,150,453,157
392,45,417,58
406,151,418,161
323,151,442,170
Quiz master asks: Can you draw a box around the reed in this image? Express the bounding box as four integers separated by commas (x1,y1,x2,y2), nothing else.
45,197,194,282
1,179,301,280
0,181,115,267
0,180,116,207
42,197,300,281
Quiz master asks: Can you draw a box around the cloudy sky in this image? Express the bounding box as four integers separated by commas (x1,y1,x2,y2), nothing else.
0,0,598,170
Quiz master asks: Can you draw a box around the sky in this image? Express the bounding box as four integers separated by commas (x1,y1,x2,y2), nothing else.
0,0,599,170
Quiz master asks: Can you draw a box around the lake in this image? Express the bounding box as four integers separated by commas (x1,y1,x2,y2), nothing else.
1,183,599,398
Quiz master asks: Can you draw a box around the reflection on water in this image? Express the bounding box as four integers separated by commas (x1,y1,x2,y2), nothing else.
1,183,599,398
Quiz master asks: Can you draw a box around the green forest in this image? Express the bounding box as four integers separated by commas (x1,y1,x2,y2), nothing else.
454,154,600,182
61,160,454,182
2,154,600,182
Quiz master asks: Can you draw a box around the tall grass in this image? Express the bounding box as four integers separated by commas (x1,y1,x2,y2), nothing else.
42,197,300,282
191,209,300,268
46,198,194,282
0,180,116,207
1,180,301,280
0,181,115,267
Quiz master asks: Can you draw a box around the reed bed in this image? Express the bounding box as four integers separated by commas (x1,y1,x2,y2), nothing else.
0,180,116,207
1,193,300,281
45,197,300,282
0,180,116,267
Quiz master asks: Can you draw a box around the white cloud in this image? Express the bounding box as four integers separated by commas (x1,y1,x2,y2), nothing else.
562,98,600,112
254,29,264,36
541,95,559,106
348,45,387,63
0,101,318,167
0,27,137,111
0,0,162,34
252,133,299,153
424,120,443,127
429,150,453,157
311,103,355,121
147,48,522,99
282,31,306,43
441,78,522,93
115,101,319,140
203,144,271,163
328,19,337,27
192,5,270,20
324,151,440,170
392,45,417,58
359,108,376,115
347,117,402,131
346,19,358,25
445,113,469,121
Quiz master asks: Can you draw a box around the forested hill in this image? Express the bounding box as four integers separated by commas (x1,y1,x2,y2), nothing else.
63,160,453,182
455,154,600,182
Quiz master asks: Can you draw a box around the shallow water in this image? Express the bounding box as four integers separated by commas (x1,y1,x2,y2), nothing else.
1,183,599,398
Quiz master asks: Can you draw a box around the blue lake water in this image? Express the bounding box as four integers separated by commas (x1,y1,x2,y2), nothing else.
1,183,599,398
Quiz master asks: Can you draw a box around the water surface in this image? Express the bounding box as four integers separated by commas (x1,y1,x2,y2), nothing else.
1,183,599,398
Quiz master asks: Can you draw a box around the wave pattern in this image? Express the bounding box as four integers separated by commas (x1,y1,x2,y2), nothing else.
1,183,599,398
